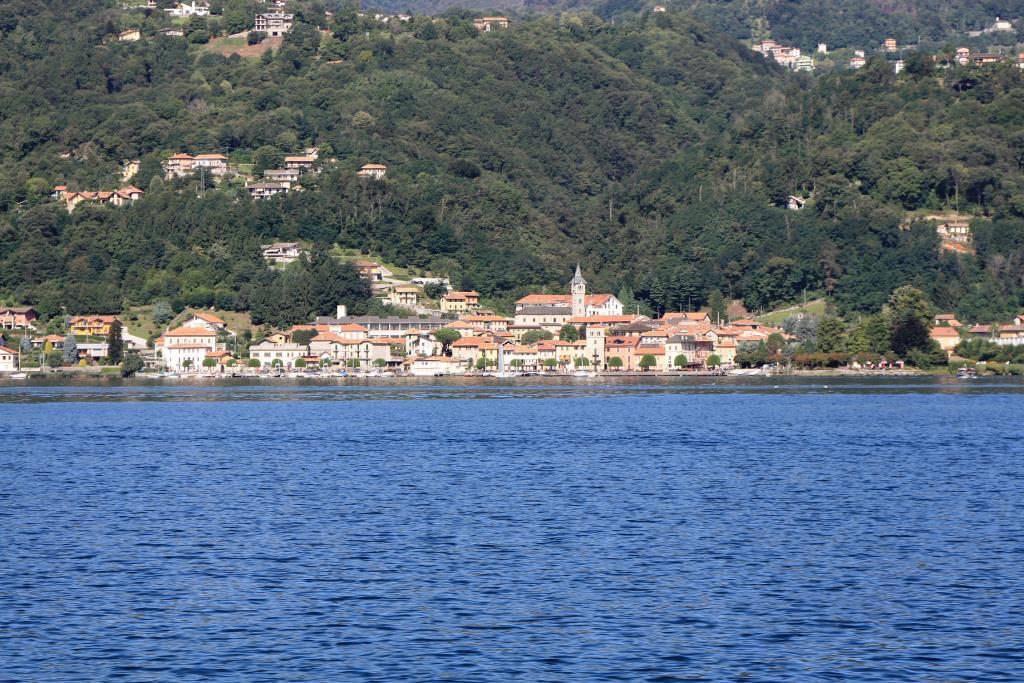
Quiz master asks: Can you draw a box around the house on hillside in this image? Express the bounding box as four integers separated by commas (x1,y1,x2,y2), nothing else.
69,315,121,337
164,153,195,178
441,291,481,313
118,29,141,42
261,242,306,264
356,163,387,179
246,182,289,199
884,38,897,52
164,1,209,17
473,16,509,31
284,156,316,172
182,311,227,332
934,313,963,328
0,306,38,330
264,169,300,185
157,27,185,37
254,12,293,36
58,187,143,213
353,259,393,281
388,286,419,308
193,154,229,175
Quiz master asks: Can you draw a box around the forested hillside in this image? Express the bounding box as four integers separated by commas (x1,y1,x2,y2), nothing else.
366,0,1024,50
2,1,1024,325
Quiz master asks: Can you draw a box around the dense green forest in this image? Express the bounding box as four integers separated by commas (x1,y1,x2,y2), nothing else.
366,0,1024,50
2,1,1024,325
550,0,1024,50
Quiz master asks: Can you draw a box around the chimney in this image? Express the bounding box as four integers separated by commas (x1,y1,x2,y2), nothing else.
336,304,347,319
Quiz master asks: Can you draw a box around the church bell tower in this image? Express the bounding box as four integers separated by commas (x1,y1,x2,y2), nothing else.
570,264,586,318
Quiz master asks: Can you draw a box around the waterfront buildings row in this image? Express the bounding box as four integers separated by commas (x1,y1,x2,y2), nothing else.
6,267,1024,373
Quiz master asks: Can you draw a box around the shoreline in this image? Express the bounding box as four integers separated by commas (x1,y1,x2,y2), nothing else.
0,368,955,383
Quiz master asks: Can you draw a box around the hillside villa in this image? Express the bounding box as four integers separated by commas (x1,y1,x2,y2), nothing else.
353,260,393,281
473,17,508,31
0,306,38,329
356,163,387,179
254,12,293,36
69,315,121,336
261,242,306,264
57,187,143,213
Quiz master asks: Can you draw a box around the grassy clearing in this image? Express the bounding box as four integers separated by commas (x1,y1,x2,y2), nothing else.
126,306,254,340
331,247,417,280
758,299,828,325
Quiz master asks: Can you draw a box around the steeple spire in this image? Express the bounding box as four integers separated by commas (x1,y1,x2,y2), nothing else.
570,263,586,318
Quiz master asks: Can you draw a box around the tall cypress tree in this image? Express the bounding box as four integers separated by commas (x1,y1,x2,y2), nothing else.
106,319,123,365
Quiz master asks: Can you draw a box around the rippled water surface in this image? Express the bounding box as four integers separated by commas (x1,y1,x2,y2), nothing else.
2,377,1023,681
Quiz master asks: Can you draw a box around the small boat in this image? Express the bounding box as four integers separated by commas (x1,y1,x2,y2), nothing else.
158,372,179,379
8,372,28,380
571,370,593,377
956,367,977,379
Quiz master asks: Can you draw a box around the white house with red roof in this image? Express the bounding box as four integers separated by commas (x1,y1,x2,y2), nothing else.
0,344,18,372
164,153,195,178
156,325,219,371
182,311,227,332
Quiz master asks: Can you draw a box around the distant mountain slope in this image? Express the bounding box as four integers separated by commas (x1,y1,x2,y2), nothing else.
2,2,1024,324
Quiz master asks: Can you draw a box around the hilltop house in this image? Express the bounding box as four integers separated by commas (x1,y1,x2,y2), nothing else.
254,12,293,36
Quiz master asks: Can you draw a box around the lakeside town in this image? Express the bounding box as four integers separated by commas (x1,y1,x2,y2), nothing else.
3,261,1024,379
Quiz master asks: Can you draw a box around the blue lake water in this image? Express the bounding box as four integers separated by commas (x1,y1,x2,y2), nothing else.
1,376,1023,681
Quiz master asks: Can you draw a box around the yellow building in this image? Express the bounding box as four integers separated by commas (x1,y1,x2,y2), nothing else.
441,290,480,313
69,315,121,337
